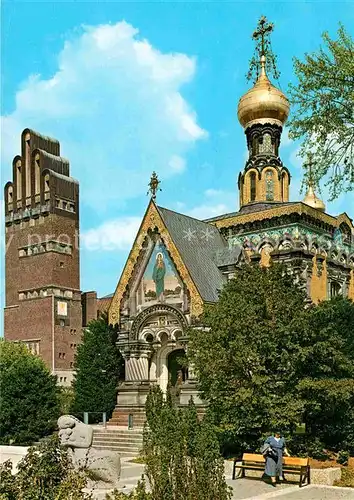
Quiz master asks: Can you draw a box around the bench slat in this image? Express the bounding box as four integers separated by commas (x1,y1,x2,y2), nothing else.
242,453,265,463
283,457,309,467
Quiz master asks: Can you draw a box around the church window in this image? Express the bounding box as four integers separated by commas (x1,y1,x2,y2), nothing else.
265,170,274,201
145,333,154,343
35,157,40,195
250,172,256,202
8,187,13,204
281,173,287,201
25,136,31,198
330,282,341,298
45,175,50,192
260,133,272,153
16,164,22,201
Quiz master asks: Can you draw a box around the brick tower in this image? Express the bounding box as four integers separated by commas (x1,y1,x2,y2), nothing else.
4,129,82,385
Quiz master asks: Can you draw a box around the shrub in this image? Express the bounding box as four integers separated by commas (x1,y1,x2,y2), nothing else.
105,477,151,499
141,386,232,500
285,434,330,460
337,450,350,466
0,435,90,499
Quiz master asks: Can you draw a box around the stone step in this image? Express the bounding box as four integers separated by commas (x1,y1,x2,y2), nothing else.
93,431,143,437
92,448,141,457
95,445,140,457
93,439,142,448
92,438,143,446
107,422,145,428
93,430,143,436
91,428,144,456
93,443,141,450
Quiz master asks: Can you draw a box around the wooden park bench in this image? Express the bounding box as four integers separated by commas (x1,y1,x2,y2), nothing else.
232,453,310,487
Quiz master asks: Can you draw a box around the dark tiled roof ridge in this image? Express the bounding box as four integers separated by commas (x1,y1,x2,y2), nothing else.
99,292,114,299
157,205,218,227
204,201,298,222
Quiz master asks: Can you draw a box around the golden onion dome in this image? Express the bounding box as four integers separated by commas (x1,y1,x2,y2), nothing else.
303,185,326,212
238,56,290,129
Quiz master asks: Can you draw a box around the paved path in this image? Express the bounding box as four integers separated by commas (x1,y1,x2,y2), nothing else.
228,478,354,500
90,458,354,500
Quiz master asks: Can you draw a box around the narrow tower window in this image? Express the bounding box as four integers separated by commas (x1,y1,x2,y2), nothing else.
250,172,256,202
35,156,40,195
44,174,50,192
16,163,22,201
262,133,272,153
265,170,274,201
25,134,31,199
8,186,13,204
281,172,287,201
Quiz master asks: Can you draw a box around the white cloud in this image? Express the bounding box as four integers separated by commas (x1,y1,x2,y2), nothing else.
1,21,207,211
187,203,231,220
169,155,186,173
185,186,237,220
81,216,141,252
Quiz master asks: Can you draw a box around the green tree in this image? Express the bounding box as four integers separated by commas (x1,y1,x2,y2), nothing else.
187,264,309,455
0,340,59,445
288,25,354,199
188,264,354,456
72,313,124,422
297,297,354,453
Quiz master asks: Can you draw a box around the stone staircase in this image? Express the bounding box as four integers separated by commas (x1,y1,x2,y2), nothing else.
92,427,143,457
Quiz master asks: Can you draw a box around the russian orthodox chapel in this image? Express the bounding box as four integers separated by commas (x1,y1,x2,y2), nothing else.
107,19,354,426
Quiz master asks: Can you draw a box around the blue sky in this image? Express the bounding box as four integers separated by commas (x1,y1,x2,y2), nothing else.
1,0,354,323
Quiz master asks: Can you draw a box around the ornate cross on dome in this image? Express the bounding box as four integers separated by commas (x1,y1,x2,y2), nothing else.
252,15,274,57
247,16,280,82
302,153,326,212
147,171,161,200
304,152,316,187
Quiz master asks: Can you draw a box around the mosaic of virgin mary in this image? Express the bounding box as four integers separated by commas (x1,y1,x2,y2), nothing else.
152,252,166,302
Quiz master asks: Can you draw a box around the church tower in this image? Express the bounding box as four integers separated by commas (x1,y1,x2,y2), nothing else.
237,18,291,208
4,129,82,385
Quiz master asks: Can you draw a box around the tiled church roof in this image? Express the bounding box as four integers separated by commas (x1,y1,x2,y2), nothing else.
157,206,228,303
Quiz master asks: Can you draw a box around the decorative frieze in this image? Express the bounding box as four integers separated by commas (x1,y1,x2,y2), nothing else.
5,202,51,225
18,287,74,301
18,240,72,257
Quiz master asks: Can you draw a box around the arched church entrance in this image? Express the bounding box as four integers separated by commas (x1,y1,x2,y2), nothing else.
168,349,187,387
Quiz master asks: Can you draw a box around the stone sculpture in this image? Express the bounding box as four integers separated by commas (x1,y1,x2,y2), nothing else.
58,415,121,490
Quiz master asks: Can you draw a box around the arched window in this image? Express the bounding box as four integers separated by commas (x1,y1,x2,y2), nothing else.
35,156,40,195
265,170,274,201
44,174,50,192
25,133,31,198
8,186,13,204
250,172,256,202
16,162,22,201
281,172,287,201
260,133,272,153
330,281,341,298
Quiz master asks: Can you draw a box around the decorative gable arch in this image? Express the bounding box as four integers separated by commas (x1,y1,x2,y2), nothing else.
108,200,204,325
